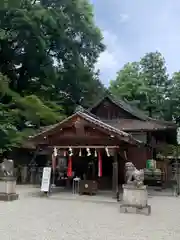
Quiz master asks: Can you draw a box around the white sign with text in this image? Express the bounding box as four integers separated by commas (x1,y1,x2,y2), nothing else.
177,127,180,145
41,167,51,192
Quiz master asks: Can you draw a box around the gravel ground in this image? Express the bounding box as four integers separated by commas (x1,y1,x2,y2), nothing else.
0,186,180,240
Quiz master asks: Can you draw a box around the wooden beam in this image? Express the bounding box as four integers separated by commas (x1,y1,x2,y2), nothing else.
48,137,120,146
112,152,119,198
47,145,120,149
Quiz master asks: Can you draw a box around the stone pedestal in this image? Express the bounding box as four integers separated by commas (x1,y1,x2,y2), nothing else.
120,184,151,215
0,176,19,201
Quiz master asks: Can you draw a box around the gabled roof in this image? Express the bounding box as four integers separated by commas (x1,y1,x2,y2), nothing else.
88,95,177,129
29,111,142,146
88,94,148,120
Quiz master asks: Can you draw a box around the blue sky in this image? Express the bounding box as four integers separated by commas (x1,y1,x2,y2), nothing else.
90,0,180,86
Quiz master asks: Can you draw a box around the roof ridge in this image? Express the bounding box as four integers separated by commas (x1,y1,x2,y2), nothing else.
89,94,176,126
76,112,142,145
88,94,148,120
109,95,148,120
79,111,129,137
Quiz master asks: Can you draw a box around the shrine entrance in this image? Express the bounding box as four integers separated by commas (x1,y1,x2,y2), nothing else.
51,145,118,196
54,148,114,191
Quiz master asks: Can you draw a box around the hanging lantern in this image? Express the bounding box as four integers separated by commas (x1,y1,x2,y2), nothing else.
69,147,73,156
94,149,97,157
86,148,91,156
105,147,110,157
79,148,82,157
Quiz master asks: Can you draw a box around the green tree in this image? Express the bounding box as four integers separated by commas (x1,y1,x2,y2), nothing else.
165,72,180,123
0,73,65,153
0,0,105,152
109,62,143,100
44,0,105,111
0,106,18,153
109,52,169,118
0,0,105,104
140,51,169,117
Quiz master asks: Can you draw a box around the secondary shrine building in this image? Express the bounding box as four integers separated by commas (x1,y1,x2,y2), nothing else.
28,95,177,191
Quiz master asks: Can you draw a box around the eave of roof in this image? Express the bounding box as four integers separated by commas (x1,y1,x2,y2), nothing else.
29,111,142,146
102,119,177,132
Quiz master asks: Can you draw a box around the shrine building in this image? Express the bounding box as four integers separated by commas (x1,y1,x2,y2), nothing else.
27,95,177,193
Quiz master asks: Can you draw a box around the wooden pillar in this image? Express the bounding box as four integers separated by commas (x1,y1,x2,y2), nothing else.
112,152,118,198
30,165,37,184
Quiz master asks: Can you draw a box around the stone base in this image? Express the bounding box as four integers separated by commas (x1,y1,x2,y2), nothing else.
120,204,151,216
0,193,19,201
122,184,148,207
120,184,151,215
0,177,18,201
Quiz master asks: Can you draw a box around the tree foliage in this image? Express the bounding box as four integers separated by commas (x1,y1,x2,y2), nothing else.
0,0,105,152
140,52,169,117
0,0,105,103
0,73,65,152
109,51,171,119
165,72,180,122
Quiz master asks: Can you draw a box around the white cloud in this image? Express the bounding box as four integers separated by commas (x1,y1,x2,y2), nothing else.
119,14,129,23
96,51,118,86
95,30,130,86
96,51,118,71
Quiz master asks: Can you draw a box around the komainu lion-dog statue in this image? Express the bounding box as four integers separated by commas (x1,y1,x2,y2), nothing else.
0,159,14,177
125,162,144,187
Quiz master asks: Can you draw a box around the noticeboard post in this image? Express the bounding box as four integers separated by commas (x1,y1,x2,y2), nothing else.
41,167,51,194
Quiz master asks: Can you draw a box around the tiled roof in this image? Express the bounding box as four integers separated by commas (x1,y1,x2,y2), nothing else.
102,119,176,131
30,111,142,145
89,95,177,130
37,111,176,137
89,95,148,120
78,112,129,137
29,95,177,148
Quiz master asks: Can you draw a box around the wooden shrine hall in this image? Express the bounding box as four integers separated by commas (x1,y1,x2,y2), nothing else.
29,95,177,195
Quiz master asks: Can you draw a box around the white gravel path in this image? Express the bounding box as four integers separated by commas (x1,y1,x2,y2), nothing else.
0,186,180,240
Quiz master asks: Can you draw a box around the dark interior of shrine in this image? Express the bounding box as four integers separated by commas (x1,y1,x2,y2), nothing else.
55,149,114,190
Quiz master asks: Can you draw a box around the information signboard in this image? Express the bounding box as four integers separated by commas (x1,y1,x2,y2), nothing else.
177,127,180,145
41,167,51,192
